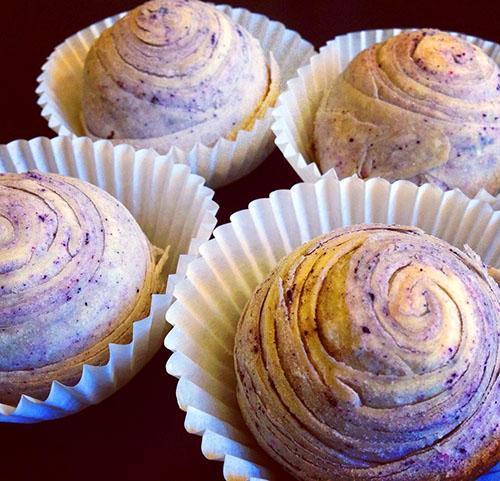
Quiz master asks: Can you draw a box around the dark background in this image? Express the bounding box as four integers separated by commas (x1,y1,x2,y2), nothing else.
1,1,499,480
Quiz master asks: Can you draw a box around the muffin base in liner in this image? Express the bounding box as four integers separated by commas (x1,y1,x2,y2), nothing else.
36,5,315,189
271,28,500,206
165,172,499,480
0,136,218,423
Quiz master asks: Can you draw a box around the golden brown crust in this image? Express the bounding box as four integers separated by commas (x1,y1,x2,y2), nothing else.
235,224,499,481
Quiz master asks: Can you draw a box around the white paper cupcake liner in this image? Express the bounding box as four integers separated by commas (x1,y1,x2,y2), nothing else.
36,4,315,189
0,135,218,423
271,28,500,207
165,172,499,480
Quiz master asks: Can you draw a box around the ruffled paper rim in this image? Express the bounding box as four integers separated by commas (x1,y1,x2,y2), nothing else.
0,136,218,423
36,5,315,188
271,28,500,207
165,171,499,480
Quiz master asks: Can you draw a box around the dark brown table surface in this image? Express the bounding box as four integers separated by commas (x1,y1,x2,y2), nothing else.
1,1,499,480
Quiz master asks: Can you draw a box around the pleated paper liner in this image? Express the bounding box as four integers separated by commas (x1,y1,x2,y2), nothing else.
271,28,500,207
0,136,218,423
36,5,315,189
165,172,499,480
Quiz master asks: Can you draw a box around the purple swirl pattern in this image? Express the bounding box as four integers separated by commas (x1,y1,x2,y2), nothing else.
235,225,499,480
314,29,500,197
81,0,278,152
0,172,163,404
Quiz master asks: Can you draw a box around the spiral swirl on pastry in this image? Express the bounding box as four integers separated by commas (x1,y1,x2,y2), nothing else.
81,0,279,153
314,29,500,196
0,172,165,404
235,225,499,480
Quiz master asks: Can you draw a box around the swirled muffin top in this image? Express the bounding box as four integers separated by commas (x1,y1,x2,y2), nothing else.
235,224,499,481
314,29,500,196
0,172,162,403
81,0,277,152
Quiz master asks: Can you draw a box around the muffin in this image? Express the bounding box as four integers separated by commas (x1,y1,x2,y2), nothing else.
314,29,500,197
235,224,499,480
0,171,167,404
81,0,280,153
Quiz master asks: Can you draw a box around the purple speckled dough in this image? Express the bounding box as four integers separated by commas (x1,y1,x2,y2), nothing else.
235,224,499,481
314,29,500,197
81,0,280,153
0,172,165,404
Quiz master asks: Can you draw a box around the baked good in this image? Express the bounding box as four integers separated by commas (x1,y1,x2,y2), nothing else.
235,224,499,480
81,0,280,153
0,171,166,404
314,29,500,197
